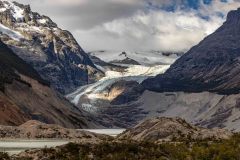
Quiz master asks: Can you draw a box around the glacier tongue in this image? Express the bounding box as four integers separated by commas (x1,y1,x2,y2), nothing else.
66,51,179,113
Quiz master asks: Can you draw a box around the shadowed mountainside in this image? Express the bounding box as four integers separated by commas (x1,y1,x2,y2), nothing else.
0,40,97,128
143,8,240,95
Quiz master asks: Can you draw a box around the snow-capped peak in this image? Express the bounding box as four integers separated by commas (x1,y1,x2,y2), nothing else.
0,0,24,20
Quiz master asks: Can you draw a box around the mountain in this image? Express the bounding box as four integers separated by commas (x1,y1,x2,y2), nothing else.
81,8,240,130
0,1,102,94
89,50,180,66
111,8,240,130
66,50,181,128
118,117,232,142
143,8,240,94
0,40,97,128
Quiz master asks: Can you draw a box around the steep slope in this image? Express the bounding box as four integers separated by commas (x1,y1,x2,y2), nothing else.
90,8,240,130
0,40,46,90
143,8,240,94
0,40,96,128
0,1,102,94
118,117,232,142
112,90,240,131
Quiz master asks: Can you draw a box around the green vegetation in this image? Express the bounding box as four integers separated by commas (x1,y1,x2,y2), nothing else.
0,152,10,160
3,133,240,160
0,133,239,160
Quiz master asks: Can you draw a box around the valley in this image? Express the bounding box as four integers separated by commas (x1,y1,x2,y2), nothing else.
66,51,180,128
1,0,240,159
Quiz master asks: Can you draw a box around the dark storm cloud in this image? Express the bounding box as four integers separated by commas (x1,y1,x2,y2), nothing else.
16,0,144,29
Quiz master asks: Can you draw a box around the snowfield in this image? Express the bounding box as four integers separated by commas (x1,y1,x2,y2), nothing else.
90,50,179,66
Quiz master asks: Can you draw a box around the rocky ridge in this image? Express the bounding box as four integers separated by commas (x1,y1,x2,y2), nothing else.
0,0,102,94
0,38,97,128
10,117,234,160
118,117,232,142
0,120,110,141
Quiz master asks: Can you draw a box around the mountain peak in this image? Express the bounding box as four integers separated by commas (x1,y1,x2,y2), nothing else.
0,0,57,27
0,0,25,21
142,8,240,94
0,1,102,94
226,8,240,23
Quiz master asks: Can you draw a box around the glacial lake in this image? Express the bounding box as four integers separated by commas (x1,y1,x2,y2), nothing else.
81,129,126,137
0,129,126,155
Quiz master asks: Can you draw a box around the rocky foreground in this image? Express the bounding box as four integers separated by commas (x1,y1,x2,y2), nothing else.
118,117,232,142
2,117,236,160
0,120,110,141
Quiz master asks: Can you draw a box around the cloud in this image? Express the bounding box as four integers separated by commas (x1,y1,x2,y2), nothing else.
17,0,144,29
15,0,240,52
75,9,223,52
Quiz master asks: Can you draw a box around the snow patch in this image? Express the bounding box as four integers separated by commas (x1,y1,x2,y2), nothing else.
94,64,107,72
90,51,178,66
0,8,6,12
38,19,48,24
3,1,24,20
0,23,24,40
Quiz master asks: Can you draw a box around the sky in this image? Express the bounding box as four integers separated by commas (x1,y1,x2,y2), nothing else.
16,0,240,52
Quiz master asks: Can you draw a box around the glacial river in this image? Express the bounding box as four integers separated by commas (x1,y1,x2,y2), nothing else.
0,129,125,155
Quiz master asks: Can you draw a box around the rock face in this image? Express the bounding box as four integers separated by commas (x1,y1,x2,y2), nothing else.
0,120,109,140
110,80,145,105
0,1,102,94
143,8,240,94
110,52,141,65
118,117,232,142
0,39,97,128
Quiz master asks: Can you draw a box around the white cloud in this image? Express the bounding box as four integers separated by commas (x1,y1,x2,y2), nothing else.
75,9,223,52
16,0,240,52
75,0,240,52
